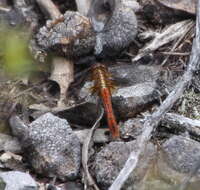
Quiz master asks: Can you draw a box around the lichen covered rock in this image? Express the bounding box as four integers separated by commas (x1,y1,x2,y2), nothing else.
37,11,95,58
36,0,138,59
94,141,155,189
9,113,81,180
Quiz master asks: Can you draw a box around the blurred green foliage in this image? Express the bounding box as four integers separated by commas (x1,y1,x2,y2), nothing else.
0,24,33,77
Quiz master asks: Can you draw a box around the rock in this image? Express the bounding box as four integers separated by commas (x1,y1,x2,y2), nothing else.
0,0,39,28
59,182,83,190
131,135,200,190
45,184,61,190
9,113,81,180
109,64,161,87
37,0,138,59
0,0,7,6
13,0,39,27
0,8,25,27
37,11,95,58
120,118,144,140
88,0,138,57
162,135,200,174
0,152,25,171
0,133,21,154
156,0,196,15
193,71,200,92
142,0,190,25
93,141,156,190
45,181,83,190
0,100,19,134
58,102,99,126
112,82,158,119
156,135,200,185
0,177,5,190
0,171,37,190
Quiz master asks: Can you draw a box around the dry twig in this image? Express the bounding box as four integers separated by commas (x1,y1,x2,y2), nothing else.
161,23,193,66
133,20,194,62
75,0,91,16
0,6,10,12
82,106,104,190
109,0,200,189
75,128,109,144
161,52,190,56
35,0,61,19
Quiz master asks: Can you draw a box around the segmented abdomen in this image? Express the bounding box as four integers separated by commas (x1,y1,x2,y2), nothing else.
91,63,119,139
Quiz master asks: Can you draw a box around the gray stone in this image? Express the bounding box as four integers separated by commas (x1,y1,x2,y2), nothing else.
37,11,95,58
58,102,99,126
120,118,144,140
45,181,83,190
0,0,7,6
89,0,138,58
13,0,39,27
94,141,156,190
152,135,200,188
0,133,21,154
0,8,25,27
0,171,37,190
112,81,158,119
45,184,62,190
59,182,83,190
0,177,5,190
37,0,138,59
0,152,25,171
9,113,81,180
161,135,200,174
109,64,161,87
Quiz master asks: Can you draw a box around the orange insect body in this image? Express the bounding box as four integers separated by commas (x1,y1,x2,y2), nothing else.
91,63,120,139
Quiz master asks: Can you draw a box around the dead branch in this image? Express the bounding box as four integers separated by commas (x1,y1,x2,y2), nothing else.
133,20,194,62
0,6,10,12
161,23,193,66
75,128,109,144
35,0,61,19
82,106,104,190
161,52,190,56
109,0,200,189
75,0,91,16
162,113,200,140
